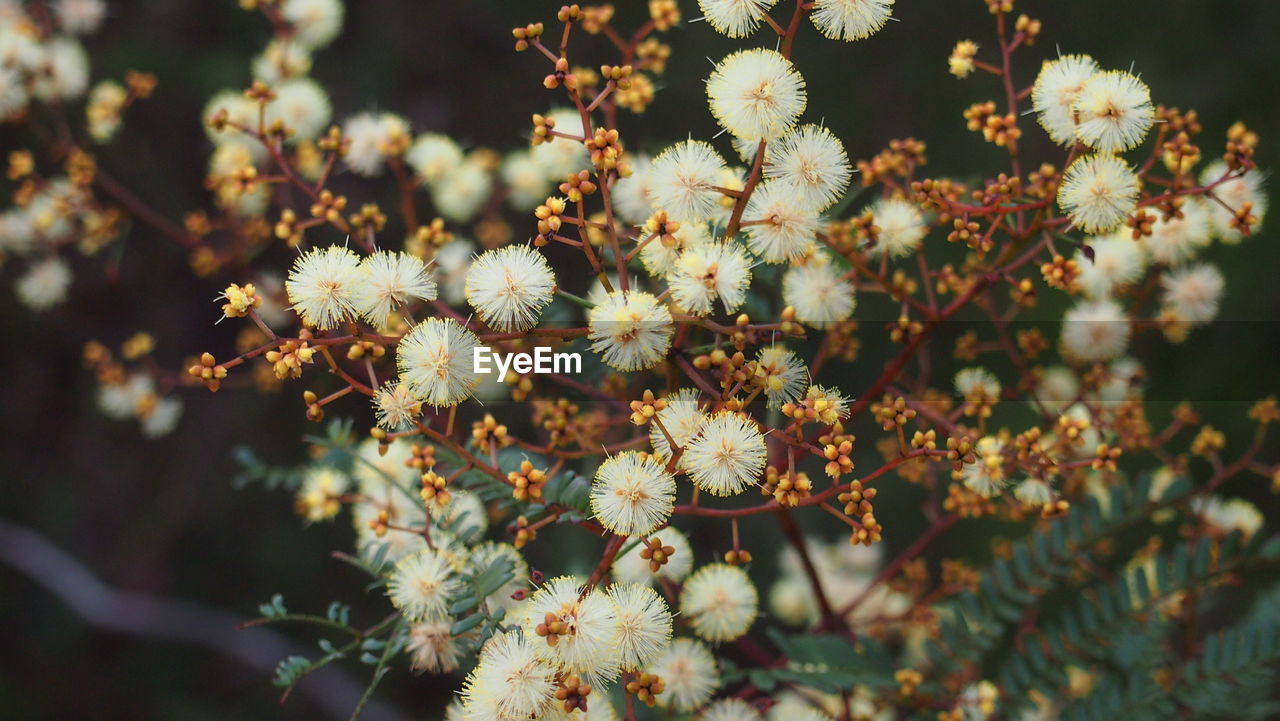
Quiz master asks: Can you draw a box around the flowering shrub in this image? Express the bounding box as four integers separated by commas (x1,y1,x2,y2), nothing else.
4,0,1279,719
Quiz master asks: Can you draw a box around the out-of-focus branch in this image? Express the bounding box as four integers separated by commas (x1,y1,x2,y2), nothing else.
0,518,412,721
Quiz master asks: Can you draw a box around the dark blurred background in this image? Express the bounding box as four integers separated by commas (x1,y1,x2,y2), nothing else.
2,0,1278,718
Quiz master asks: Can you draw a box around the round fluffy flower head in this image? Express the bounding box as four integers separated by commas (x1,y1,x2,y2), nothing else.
680,563,759,642
16,257,72,311
782,252,856,328
34,36,89,101
706,49,806,142
353,250,437,326
281,0,344,50
296,466,349,522
501,151,552,211
649,638,720,711
743,182,821,263
612,526,694,585
683,411,768,496
954,367,1001,403
1031,54,1100,146
647,140,728,223
764,124,851,211
699,0,780,38
1057,153,1140,235
608,583,674,671
1060,298,1131,364
386,547,462,621
588,291,675,371
1072,70,1155,153
405,620,465,674
1201,160,1267,244
1160,262,1224,326
520,576,622,684
1142,197,1211,266
865,196,926,259
668,241,753,315
755,345,809,408
465,245,556,332
703,698,766,721
590,451,677,537
285,244,362,329
396,317,481,407
649,388,707,466
1192,496,1264,540
461,631,557,721
342,112,410,177
1014,478,1054,508
810,0,894,42
641,218,713,277
612,155,654,225
372,382,422,431
266,78,332,142
54,0,105,35
407,133,464,185
432,159,493,224
532,108,591,178
1074,231,1146,299
962,436,1007,498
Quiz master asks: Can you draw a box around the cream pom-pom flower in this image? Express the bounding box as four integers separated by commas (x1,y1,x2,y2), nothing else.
1057,153,1140,235
396,317,481,407
1160,262,1224,326
1074,231,1147,299
1060,298,1131,363
33,36,89,101
464,244,556,332
865,196,926,259
608,583,674,671
667,241,753,316
1031,54,1100,147
680,563,759,642
648,638,720,711
15,256,72,311
702,697,766,721
755,345,809,408
1140,198,1211,266
295,466,350,522
352,250,437,326
646,140,728,223
372,381,423,431
588,290,675,371
649,388,708,468
1072,70,1155,153
961,436,1007,498
520,576,622,684
764,124,852,211
431,158,493,224
612,526,695,585
612,154,655,225
532,108,591,179
54,0,106,35
405,619,465,674
954,367,1001,403
641,217,713,277
742,182,821,263
266,79,332,142
407,133,464,185
281,0,344,50
682,411,768,496
782,252,856,328
285,244,362,329
1014,477,1055,508
590,451,677,537
810,0,894,42
1191,495,1264,540
1201,161,1267,244
467,541,530,613
699,0,781,38
342,111,410,177
500,151,553,211
461,631,558,721
386,547,462,621
706,48,806,142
